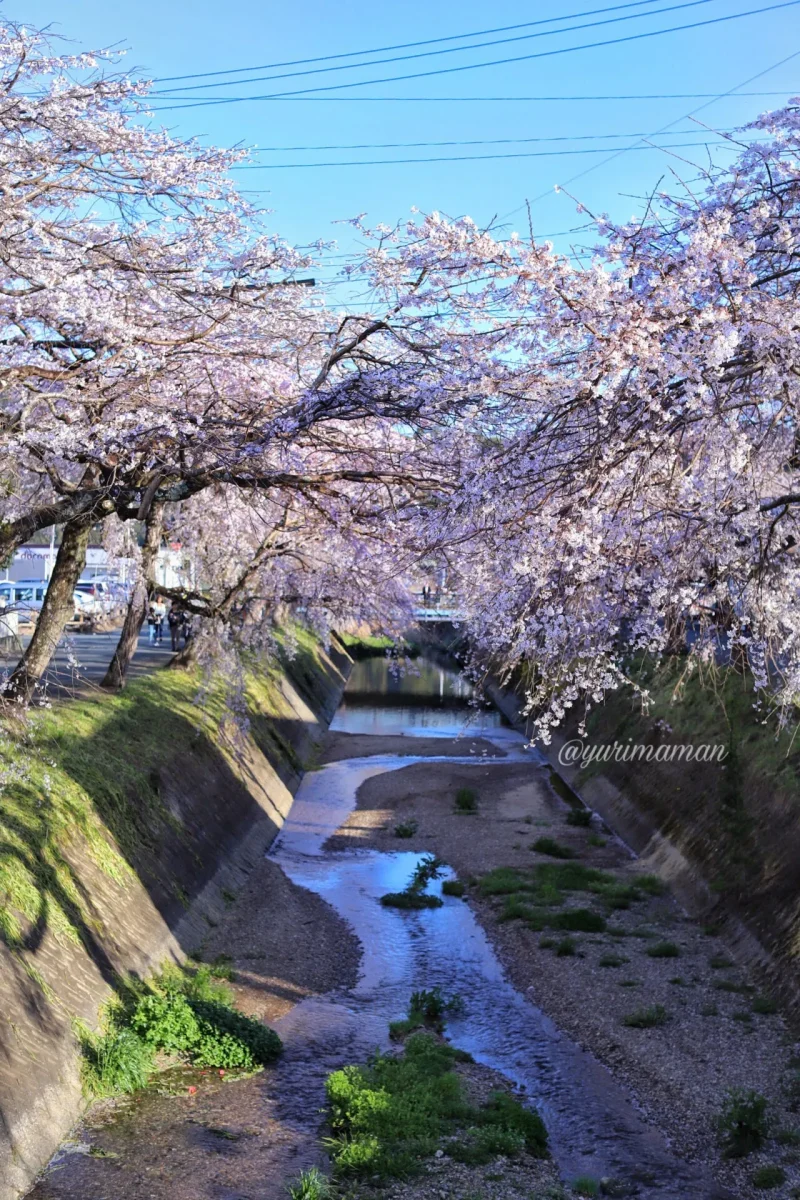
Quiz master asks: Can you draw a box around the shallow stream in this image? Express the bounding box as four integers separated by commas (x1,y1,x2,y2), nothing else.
269,657,727,1199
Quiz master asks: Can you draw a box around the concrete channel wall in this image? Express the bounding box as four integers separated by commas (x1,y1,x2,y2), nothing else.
0,636,351,1200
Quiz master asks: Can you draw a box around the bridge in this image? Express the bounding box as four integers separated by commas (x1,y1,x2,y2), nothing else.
411,593,464,623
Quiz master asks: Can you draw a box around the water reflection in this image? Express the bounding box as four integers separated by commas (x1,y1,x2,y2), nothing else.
332,654,506,739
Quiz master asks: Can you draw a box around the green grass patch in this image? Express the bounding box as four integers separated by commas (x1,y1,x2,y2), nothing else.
442,879,465,898
599,953,628,968
324,1031,547,1180
454,787,478,813
0,629,330,955
532,837,577,859
621,1004,669,1028
751,1165,786,1190
646,941,681,959
752,994,778,1015
551,908,606,933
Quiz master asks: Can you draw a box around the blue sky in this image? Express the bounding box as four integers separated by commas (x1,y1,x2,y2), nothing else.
18,0,800,293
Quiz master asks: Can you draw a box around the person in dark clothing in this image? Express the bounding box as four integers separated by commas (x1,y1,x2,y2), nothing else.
167,603,183,651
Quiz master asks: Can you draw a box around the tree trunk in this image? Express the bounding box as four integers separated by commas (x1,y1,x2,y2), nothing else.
101,502,164,691
2,517,93,704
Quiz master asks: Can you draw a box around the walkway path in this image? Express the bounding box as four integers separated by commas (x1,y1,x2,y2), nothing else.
0,628,176,697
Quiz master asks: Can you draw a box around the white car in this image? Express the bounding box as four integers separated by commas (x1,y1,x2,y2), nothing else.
0,579,47,620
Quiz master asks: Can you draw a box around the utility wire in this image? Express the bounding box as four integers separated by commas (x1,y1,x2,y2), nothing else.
241,127,741,154
503,43,800,217
146,91,797,102
230,137,755,170
155,0,669,82
147,0,800,110
153,0,723,94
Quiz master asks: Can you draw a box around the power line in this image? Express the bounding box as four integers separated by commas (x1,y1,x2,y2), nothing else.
502,43,800,217
153,0,723,94
154,0,668,82
146,1,800,110
239,127,742,154
145,91,795,103
228,137,755,170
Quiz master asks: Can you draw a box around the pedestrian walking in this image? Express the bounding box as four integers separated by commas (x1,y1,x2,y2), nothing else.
147,602,157,643
151,596,166,644
167,602,183,651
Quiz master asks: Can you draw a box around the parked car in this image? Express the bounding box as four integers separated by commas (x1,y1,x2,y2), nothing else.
74,579,115,614
0,579,47,620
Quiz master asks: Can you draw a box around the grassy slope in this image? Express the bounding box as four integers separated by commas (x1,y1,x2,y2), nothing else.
0,626,335,951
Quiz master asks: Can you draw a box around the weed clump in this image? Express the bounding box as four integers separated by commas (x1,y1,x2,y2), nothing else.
646,941,681,959
454,787,478,813
532,837,576,859
394,819,418,839
716,1088,768,1158
442,879,465,898
621,1004,669,1028
565,809,592,827
286,1167,334,1199
751,1165,786,1189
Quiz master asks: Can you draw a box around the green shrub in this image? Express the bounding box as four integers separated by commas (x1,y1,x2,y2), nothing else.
128,969,281,1071
751,1165,786,1189
324,1031,547,1180
532,837,576,859
588,833,607,847
80,1027,154,1097
713,979,752,993
287,1167,335,1199
455,788,478,813
646,941,680,959
716,1088,768,1158
572,1178,600,1197
752,994,778,1015
621,1004,669,1028
381,892,443,909
565,809,592,827
442,879,465,898
599,954,627,968
556,937,577,957
191,1001,282,1068
394,819,418,839
552,908,606,933
131,993,200,1053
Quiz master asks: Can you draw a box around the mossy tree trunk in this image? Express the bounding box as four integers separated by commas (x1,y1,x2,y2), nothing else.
101,502,165,691
2,516,93,704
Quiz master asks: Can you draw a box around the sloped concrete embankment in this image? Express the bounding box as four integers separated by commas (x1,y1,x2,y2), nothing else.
487,674,800,1019
0,634,351,1200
